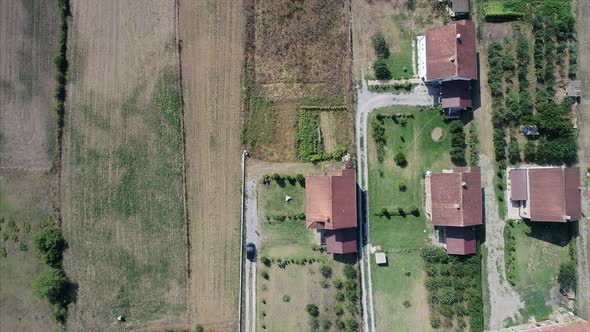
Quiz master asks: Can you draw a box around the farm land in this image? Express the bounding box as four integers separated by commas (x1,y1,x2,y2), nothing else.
477,0,583,327
61,1,188,330
255,174,361,332
0,0,62,330
242,0,354,162
178,0,245,328
0,173,59,332
0,0,57,169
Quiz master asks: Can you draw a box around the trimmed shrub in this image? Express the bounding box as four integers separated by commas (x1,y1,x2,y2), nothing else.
344,264,357,280
394,152,407,167
374,59,392,80
306,304,319,317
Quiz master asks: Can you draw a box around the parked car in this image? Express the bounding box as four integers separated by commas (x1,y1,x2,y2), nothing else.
246,243,256,260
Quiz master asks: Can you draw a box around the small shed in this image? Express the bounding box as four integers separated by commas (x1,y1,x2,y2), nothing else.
568,80,582,98
375,252,387,265
452,0,469,16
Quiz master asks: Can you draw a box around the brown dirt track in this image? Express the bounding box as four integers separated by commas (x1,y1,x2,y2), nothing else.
0,0,57,169
178,0,244,329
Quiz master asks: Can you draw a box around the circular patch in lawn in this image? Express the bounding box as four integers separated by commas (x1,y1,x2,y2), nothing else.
431,127,444,142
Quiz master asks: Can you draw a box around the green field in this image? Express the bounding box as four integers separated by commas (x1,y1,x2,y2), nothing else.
505,220,574,323
385,25,414,80
368,107,453,332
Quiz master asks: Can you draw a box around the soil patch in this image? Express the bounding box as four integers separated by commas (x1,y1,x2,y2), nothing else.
430,127,443,142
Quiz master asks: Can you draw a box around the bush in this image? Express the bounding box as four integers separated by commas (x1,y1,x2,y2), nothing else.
372,32,390,59
346,319,359,332
33,229,66,268
374,59,392,80
409,205,419,216
394,152,407,167
508,137,520,164
397,180,406,191
320,317,332,331
336,291,345,302
260,256,271,267
282,294,291,302
344,264,357,280
306,304,319,317
320,264,333,278
261,271,269,280
296,174,305,186
430,316,441,328
334,305,344,316
335,319,346,330
195,325,204,332
558,261,576,291
309,317,319,330
402,300,411,308
333,279,344,289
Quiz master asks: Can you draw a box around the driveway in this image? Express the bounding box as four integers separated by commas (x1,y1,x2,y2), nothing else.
244,180,258,332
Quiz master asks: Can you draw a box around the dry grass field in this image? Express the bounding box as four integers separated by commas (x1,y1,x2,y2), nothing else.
0,0,57,169
351,0,447,80
61,1,187,330
243,0,354,161
0,172,59,332
178,0,244,329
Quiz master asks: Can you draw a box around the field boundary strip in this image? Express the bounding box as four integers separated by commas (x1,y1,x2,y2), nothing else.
174,0,192,325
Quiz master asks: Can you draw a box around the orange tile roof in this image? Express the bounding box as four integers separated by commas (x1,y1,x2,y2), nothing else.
426,20,477,81
430,167,482,227
305,169,357,230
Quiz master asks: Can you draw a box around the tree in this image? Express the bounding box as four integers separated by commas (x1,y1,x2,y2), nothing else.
195,325,204,332
320,265,333,278
508,137,520,164
409,205,419,216
306,304,319,317
450,147,466,166
371,32,390,59
335,319,346,331
523,140,537,162
394,152,407,167
334,305,344,316
33,229,66,268
33,268,67,304
295,174,305,185
397,180,407,191
373,59,392,80
272,173,281,181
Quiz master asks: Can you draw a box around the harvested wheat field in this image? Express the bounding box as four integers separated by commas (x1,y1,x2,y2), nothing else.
178,0,244,329
243,0,354,161
0,0,57,169
61,1,187,330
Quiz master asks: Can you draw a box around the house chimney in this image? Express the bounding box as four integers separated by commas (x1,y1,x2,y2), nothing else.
450,56,455,62
462,181,467,188
454,203,460,209
456,33,461,40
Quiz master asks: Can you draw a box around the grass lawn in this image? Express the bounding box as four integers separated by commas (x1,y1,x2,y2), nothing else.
257,181,322,260
385,19,414,80
368,107,452,332
507,221,574,323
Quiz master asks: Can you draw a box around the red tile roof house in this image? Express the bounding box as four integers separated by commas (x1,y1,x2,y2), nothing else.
305,169,357,254
425,167,482,255
425,20,477,118
509,167,581,222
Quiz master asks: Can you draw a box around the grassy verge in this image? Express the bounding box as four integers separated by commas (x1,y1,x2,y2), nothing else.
384,27,414,80
368,82,417,94
242,95,276,154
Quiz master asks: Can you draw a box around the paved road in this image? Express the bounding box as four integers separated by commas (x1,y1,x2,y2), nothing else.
244,180,258,332
355,79,432,332
575,0,590,321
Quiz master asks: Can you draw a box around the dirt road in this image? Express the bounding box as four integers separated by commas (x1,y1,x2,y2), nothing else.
178,0,244,329
244,180,258,332
575,0,590,321
475,45,524,328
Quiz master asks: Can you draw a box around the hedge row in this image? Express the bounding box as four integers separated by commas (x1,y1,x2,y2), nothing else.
53,0,70,147
449,121,466,166
298,105,347,111
483,1,524,22
265,213,306,222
